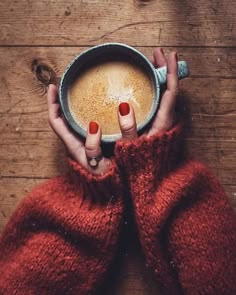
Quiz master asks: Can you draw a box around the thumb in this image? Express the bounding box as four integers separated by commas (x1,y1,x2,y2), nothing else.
118,102,138,141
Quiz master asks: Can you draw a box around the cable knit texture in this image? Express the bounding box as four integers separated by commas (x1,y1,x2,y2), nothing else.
0,160,124,295
0,123,236,295
115,123,236,295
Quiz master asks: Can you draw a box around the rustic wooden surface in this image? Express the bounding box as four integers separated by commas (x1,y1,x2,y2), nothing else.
0,0,235,294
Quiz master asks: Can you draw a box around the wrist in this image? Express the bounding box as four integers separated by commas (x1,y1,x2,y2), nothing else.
115,122,184,179
68,157,124,203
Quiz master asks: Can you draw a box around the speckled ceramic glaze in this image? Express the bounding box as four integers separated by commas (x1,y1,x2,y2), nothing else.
59,43,189,143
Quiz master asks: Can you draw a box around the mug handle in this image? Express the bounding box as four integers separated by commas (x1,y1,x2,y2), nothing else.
155,61,189,85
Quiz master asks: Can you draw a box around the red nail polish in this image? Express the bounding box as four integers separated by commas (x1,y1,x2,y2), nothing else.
89,121,99,134
119,102,130,116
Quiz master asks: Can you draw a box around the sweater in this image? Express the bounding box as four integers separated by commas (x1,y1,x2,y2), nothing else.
0,162,124,294
115,123,236,294
0,123,235,294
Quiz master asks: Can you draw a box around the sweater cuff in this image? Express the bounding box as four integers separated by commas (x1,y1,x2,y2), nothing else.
68,158,123,203
115,122,184,179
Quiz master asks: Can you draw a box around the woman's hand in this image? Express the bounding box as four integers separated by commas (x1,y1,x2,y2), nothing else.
47,85,112,175
47,48,178,174
119,48,179,140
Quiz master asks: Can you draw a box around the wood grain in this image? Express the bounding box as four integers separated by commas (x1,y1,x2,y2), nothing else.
0,0,235,46
0,48,235,184
0,0,235,293
0,47,235,116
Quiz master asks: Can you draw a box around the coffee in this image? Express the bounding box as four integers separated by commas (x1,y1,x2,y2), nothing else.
68,60,154,135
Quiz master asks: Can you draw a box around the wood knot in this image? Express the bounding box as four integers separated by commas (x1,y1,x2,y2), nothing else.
64,7,71,16
32,59,57,87
134,0,151,8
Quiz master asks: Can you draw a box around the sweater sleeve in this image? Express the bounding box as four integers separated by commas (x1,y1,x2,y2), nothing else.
115,123,236,295
0,159,124,295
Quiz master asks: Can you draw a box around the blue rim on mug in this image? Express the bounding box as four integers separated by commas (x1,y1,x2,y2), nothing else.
59,43,189,143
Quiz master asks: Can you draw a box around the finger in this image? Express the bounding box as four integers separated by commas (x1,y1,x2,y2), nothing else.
85,121,103,159
167,51,178,75
47,84,63,132
47,84,58,105
159,51,178,115
85,122,113,174
85,122,110,173
148,52,178,136
47,84,60,119
47,84,70,137
153,48,167,68
164,51,179,111
47,84,84,151
149,55,156,66
118,102,138,140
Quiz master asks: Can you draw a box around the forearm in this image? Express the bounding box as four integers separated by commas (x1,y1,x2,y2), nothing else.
0,162,124,295
115,123,236,294
165,163,236,295
135,161,236,294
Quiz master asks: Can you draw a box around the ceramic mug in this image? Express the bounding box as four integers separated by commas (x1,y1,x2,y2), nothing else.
59,43,189,143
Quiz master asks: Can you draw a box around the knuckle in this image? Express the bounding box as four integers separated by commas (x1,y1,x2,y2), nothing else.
121,122,136,135
85,142,99,152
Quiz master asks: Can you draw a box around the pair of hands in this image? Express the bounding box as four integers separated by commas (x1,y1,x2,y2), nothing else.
47,48,179,175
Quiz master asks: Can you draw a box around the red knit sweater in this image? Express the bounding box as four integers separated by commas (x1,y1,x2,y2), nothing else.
0,123,235,294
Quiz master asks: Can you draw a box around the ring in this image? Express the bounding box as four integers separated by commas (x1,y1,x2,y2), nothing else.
87,154,103,169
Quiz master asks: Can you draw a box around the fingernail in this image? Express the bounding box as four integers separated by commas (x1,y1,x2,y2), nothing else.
119,102,130,116
89,121,99,134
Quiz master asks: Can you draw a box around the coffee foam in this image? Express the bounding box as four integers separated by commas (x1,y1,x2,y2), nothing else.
68,60,154,135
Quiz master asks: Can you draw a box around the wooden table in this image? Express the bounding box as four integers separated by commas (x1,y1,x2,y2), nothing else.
0,0,235,293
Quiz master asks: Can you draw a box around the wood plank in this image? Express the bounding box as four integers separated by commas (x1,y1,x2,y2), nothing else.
1,96,235,137
0,178,43,233
0,47,235,184
0,98,236,180
0,46,235,113
0,134,69,178
0,0,235,46
0,1,235,294
1,137,235,185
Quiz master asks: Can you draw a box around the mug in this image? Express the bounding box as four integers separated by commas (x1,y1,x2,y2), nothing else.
59,43,189,143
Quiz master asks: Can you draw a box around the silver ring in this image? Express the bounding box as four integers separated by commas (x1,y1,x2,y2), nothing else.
87,155,103,169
